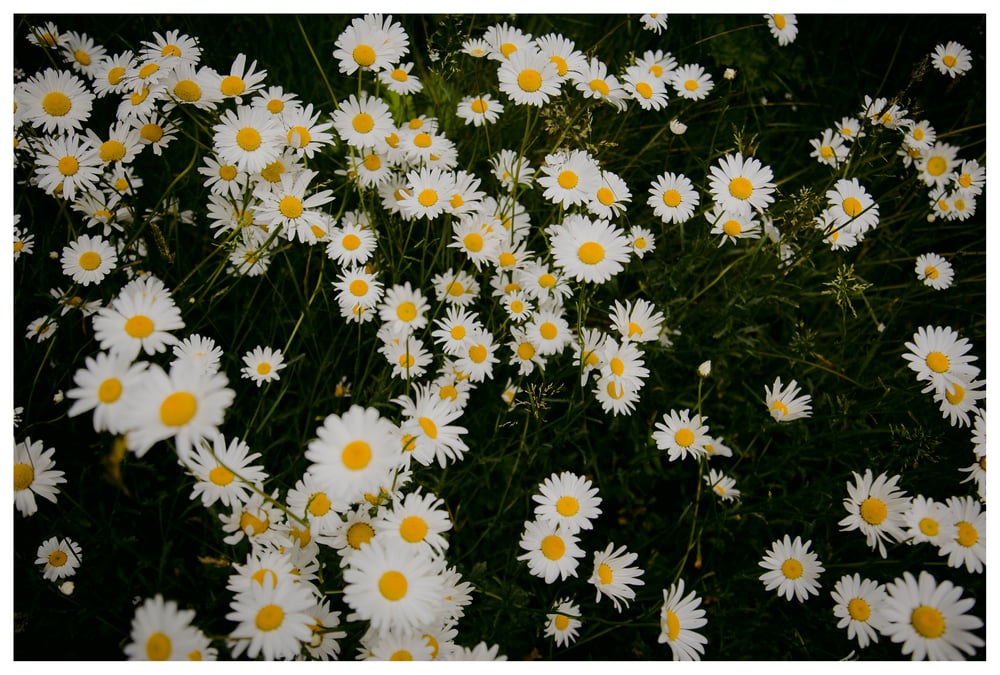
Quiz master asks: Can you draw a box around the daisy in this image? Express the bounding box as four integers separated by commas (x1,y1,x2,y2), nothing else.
379,61,423,95
707,204,762,246
14,224,35,260
219,488,287,548
826,178,880,235
378,281,430,335
548,214,632,284
507,326,546,376
123,361,235,462
160,63,223,112
517,518,585,584
461,38,490,58
490,148,534,190
212,105,285,174
92,277,185,360
171,334,224,374
532,470,602,534
326,219,378,267
587,170,632,219
571,57,628,110
362,627,435,661
931,41,973,78
916,142,960,190
766,14,798,45
14,437,67,517
595,374,644,417
456,94,504,126
19,67,95,134
658,578,708,661
516,261,573,305
342,537,446,635
903,119,937,152
218,53,267,103
937,495,985,574
226,547,300,594
26,20,63,49
131,111,179,156
332,14,409,75
227,578,317,660
914,253,954,290
199,153,248,200
33,132,103,201
708,152,775,217
59,30,105,77
333,92,396,152
281,103,335,159
84,122,144,166
301,598,347,661
598,337,649,389
524,307,574,357
536,33,587,80
442,642,506,661
450,214,503,270
902,495,955,547
304,405,402,507
538,149,601,209
60,234,118,287
334,265,384,313
830,573,888,649
881,570,984,660
589,543,645,612
837,469,909,558
648,171,700,224
545,598,582,648
431,306,483,356
398,125,455,166
253,170,336,244
764,376,813,422
374,489,453,557
704,435,734,460
140,30,201,68
623,64,669,111
66,351,149,434
704,468,740,502
25,316,58,342
453,327,499,383
484,22,534,61
959,410,986,500
398,167,455,220
653,408,711,462
92,50,138,98
184,434,268,509
35,536,82,583
953,158,985,196
809,128,850,168
240,345,287,388
446,170,486,218
901,325,981,396
640,13,669,33
497,48,563,107
629,226,656,258
670,63,714,100
758,534,825,602
394,387,469,468
122,594,203,661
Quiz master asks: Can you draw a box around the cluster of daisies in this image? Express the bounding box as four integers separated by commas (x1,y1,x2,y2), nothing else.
12,13,985,661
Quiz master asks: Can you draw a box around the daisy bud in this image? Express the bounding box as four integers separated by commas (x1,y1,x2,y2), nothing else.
669,118,687,135
697,360,711,377
724,68,737,80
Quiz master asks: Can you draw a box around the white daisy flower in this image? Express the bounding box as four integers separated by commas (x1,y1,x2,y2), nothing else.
648,171,700,224
588,542,645,612
184,434,268,509
241,345,287,387
937,495,985,574
517,518,585,584
881,570,983,660
707,152,775,217
226,578,317,660
758,534,825,602
837,469,909,559
830,573,888,649
123,594,201,661
658,578,708,660
764,376,813,422
35,536,82,583
532,470,602,534
653,408,711,462
545,598,582,648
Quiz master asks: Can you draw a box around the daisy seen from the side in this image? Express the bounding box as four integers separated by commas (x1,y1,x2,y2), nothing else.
658,578,708,661
588,543,645,612
764,376,813,422
14,437,67,517
122,594,203,661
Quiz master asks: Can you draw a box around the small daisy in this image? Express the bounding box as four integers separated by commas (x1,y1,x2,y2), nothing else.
25,316,58,342
594,373,643,417
60,234,118,286
653,408,711,462
706,204,762,246
937,495,985,574
122,594,202,661
301,598,347,661
484,22,534,62
524,307,574,357
901,325,981,396
212,105,285,174
837,469,909,559
532,470,602,534
26,20,63,49
648,171,700,224
331,92,394,151
184,434,268,509
398,167,455,221
589,543,645,612
374,489,453,557
708,152,775,217
139,30,201,68
570,57,628,110
14,437,67,517
304,405,402,507
629,225,656,258
394,387,469,469
548,214,632,284
826,178,880,235
704,468,740,502
916,142,960,190
226,578,317,660
461,38,490,58
332,14,409,75
903,119,937,152
490,148,535,190
670,63,714,100
497,48,562,107
903,495,955,547
33,131,103,201
538,149,601,209
597,337,649,389
931,41,973,78
932,375,984,429
378,281,430,335
830,573,888,649
449,213,503,270
658,578,708,661
881,570,984,660
952,158,985,196
35,536,82,582
19,67,95,135
92,277,185,360
758,534,825,602
253,169,336,244
703,435,734,460
241,346,287,387
456,93,504,126
640,13,669,34
623,64,669,111
517,518,585,584
809,128,850,168
66,351,149,434
342,537,446,635
326,220,378,267
764,376,813,422
506,326,546,376
587,170,632,218
14,223,35,260
545,598,582,648
765,14,798,45
453,327,499,383
914,253,954,290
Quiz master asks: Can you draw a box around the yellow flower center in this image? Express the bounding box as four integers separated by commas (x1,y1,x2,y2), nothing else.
98,377,123,403
774,14,787,29
945,383,965,405
781,558,803,579
820,145,835,159
539,322,558,340
684,79,699,91
942,54,957,68
145,632,171,660
418,189,438,207
610,357,625,376
99,139,126,163
554,614,570,631
859,497,888,525
378,571,408,601
239,511,268,535
956,521,978,547
220,75,245,97
926,156,948,176
209,465,234,486
352,113,374,134
556,495,579,517
463,232,484,252
597,187,615,205
771,400,789,417
539,273,557,288
918,517,939,537
140,123,164,143
57,156,79,176
577,242,605,265
174,80,201,101
589,79,610,96
390,651,413,661
418,416,438,439
236,127,261,151
842,197,863,218
396,301,417,322
500,42,518,58
635,82,653,99
597,562,613,585
288,125,311,148
723,219,743,237
557,170,578,189
662,189,682,207
346,521,374,549
255,604,284,632
107,66,125,85
847,597,871,622
665,609,681,641
42,91,72,117
159,391,197,427
925,351,949,373
256,362,272,375
353,44,376,67
138,62,160,79
675,428,695,447
78,250,102,271
439,384,458,401
469,344,488,363
911,605,945,639
541,534,565,560
349,279,368,297
399,515,428,543
413,132,432,148
14,463,34,491
517,69,542,92
342,440,372,470
729,176,753,200
278,195,303,219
